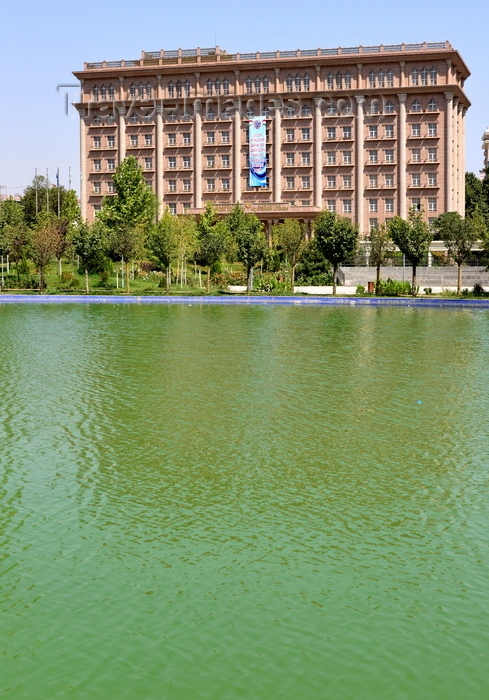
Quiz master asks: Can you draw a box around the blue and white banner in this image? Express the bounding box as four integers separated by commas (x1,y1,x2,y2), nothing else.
249,117,267,187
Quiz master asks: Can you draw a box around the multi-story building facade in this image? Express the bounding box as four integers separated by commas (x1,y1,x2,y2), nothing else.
74,41,470,234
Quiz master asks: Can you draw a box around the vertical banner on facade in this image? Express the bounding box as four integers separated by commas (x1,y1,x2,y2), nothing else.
249,117,267,187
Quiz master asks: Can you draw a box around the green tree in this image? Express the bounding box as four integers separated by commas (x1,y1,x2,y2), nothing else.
0,198,25,285
388,208,432,296
195,203,227,293
368,223,395,284
2,224,31,283
465,172,488,220
72,221,108,294
295,238,332,285
273,219,306,292
148,208,179,291
99,156,157,292
313,210,358,295
433,212,476,296
30,214,60,292
21,175,70,226
470,207,489,268
227,204,266,294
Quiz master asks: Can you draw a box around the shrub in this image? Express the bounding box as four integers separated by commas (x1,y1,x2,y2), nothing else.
473,282,485,296
423,287,432,295
356,284,366,295
375,278,412,296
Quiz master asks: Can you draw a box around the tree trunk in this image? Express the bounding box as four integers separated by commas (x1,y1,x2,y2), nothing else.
58,257,62,278
166,266,170,292
376,264,381,285
39,266,44,294
206,266,211,294
291,264,296,293
85,269,89,294
457,263,462,297
412,263,417,297
332,263,338,296
126,260,130,293
16,262,20,284
247,267,251,295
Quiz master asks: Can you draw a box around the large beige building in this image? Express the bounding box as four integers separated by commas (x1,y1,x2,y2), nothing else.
74,41,470,234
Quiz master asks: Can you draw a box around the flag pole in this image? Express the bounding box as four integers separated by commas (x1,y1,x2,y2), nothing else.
35,168,38,215
69,167,72,190
57,168,60,217
46,168,49,213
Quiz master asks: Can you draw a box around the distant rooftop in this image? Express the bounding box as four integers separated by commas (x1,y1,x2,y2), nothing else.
84,41,453,71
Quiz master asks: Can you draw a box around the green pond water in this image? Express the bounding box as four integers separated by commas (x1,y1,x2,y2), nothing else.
0,304,488,699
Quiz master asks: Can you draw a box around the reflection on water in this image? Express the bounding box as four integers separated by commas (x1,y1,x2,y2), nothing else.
1,305,488,699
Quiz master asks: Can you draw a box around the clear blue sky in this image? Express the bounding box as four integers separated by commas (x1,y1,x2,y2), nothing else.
0,0,486,197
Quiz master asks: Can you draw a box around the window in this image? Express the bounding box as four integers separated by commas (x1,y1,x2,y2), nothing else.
92,159,100,171
185,80,191,97
385,100,394,114
169,203,177,215
263,76,270,93
221,130,230,144
327,72,334,89
207,78,214,95
302,200,311,206
92,85,100,101
301,128,310,140
345,71,352,89
336,72,342,89
369,70,376,88
369,175,378,188
222,178,230,191
183,132,191,145
411,68,418,86
428,174,437,186
385,124,394,138
385,198,394,213
430,67,437,85
107,115,115,125
385,174,394,187
286,177,295,190
369,150,378,163
428,148,437,162
206,109,215,120
411,123,421,137
369,219,378,231
386,69,394,87
145,134,153,146
302,152,310,165
428,99,437,112
428,197,437,212
343,151,352,164
286,74,293,91
327,151,336,165
369,100,379,115
107,135,115,148
343,199,352,214
223,78,230,95
327,200,336,213
183,202,191,212
328,127,336,140
411,197,421,211
378,69,385,88
286,153,295,166
207,132,215,144
207,155,215,168
412,173,421,187
428,123,437,137
207,179,215,191
222,154,230,167
213,78,221,96
369,199,378,213
304,74,310,91
411,100,421,112
411,148,421,163
301,105,311,116
168,156,176,169
146,83,153,99
327,175,336,189
286,128,294,142
107,182,114,193
130,135,138,147
168,112,176,122
168,81,174,97
169,179,177,192
108,158,115,171
168,133,176,146
327,102,336,116
421,67,428,86
93,182,101,194
93,136,101,148
343,126,352,139
343,175,352,188
146,180,153,190
369,125,378,139
144,157,152,170
302,176,310,189
286,105,295,117
183,179,191,192
385,149,394,163
294,74,301,92
130,114,139,124
138,83,144,99
94,204,101,212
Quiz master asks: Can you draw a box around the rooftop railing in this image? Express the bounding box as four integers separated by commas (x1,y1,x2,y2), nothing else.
84,41,451,70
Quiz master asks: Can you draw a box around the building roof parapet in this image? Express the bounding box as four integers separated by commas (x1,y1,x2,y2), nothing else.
83,41,453,71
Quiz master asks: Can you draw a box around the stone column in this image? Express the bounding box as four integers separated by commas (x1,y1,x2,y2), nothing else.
313,97,322,209
461,108,466,216
315,65,321,92
234,70,240,95
457,103,463,215
118,76,125,101
79,108,87,220
194,72,201,97
274,67,280,93
355,95,365,234
233,101,242,202
453,97,459,212
399,61,405,88
356,64,363,90
194,100,202,208
273,105,281,203
398,93,407,218
117,106,126,163
156,104,164,216
444,91,454,212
